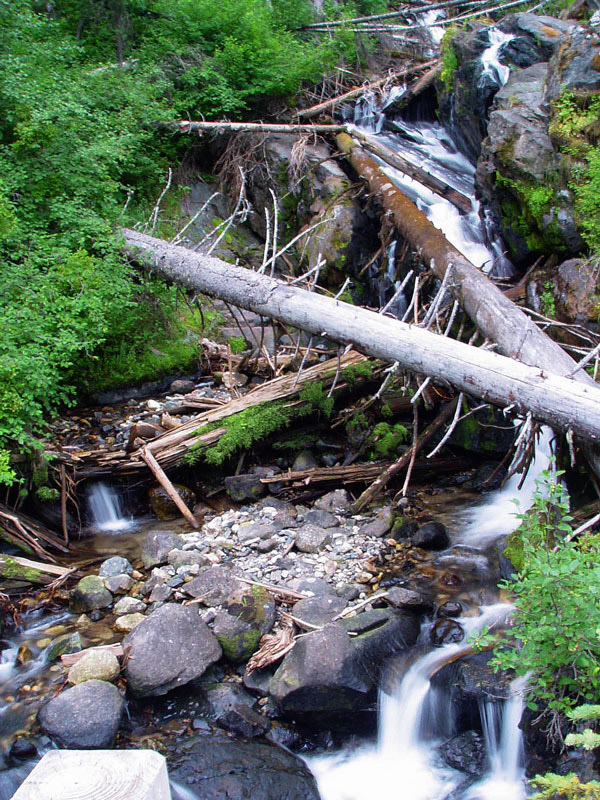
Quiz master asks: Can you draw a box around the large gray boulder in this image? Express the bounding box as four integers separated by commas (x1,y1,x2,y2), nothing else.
38,680,124,748
182,565,244,605
141,529,183,569
123,603,222,696
269,622,372,716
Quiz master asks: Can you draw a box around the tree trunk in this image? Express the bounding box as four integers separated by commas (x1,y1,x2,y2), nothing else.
122,229,600,447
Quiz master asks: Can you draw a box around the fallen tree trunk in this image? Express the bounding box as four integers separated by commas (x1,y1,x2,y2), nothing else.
174,121,345,135
121,229,600,447
294,60,439,121
352,129,472,213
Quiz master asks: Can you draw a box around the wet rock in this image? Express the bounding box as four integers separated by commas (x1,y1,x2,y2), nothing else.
201,683,271,737
342,609,421,683
98,556,133,578
386,586,433,613
437,601,463,618
114,596,146,615
314,489,351,515
439,730,487,776
292,451,319,471
430,618,465,647
38,680,124,748
168,731,321,800
141,529,183,569
501,13,577,64
295,524,332,554
389,516,419,540
359,507,394,538
123,603,222,696
201,682,256,717
412,522,450,551
8,737,38,762
114,612,146,633
170,379,195,394
68,649,120,685
183,565,243,605
70,576,113,613
46,632,82,662
465,462,507,491
243,667,274,697
212,612,262,663
225,473,267,502
292,594,346,627
149,484,196,520
218,704,272,738
304,509,339,528
167,548,207,569
269,623,372,716
104,574,134,594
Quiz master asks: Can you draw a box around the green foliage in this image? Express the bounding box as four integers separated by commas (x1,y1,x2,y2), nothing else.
341,361,373,387
368,422,409,460
540,281,557,318
36,486,60,503
440,27,459,92
481,471,600,719
531,772,600,799
0,449,16,486
228,336,249,355
185,381,334,466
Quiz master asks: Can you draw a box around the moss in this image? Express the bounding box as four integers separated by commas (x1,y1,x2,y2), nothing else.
495,171,566,254
503,529,524,571
0,556,43,582
228,336,248,355
216,628,261,663
368,422,409,460
440,26,459,92
341,361,373,387
273,433,319,451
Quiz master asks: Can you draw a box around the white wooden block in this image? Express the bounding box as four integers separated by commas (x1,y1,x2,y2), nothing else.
11,749,172,800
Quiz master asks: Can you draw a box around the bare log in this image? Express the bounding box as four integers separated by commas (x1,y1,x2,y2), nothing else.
121,229,600,447
294,60,439,120
174,121,346,135
0,505,68,561
0,555,70,584
352,128,471,213
141,447,199,528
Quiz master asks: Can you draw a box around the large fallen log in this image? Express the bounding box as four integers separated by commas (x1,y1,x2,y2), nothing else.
121,229,600,447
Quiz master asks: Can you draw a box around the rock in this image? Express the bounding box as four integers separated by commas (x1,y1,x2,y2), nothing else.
287,576,332,596
141,529,183,569
168,731,321,800
292,594,346,627
225,473,267,502
68,649,120,685
237,521,277,541
170,378,195,393
386,586,433,613
256,537,278,553
292,451,319,471
38,680,124,748
213,586,276,661
243,666,274,697
70,576,113,613
183,565,243,605
269,623,372,716
98,556,133,578
439,730,487,776
167,548,207,569
430,618,465,647
114,612,146,633
149,484,196,520
342,609,421,682
389,517,419,540
149,584,173,604
200,682,271,737
225,586,276,633
220,371,249,389
412,522,450,551
46,632,82,662
528,258,600,325
437,601,463,618
201,682,256,718
114,596,146,615
218,704,272,738
123,603,222,696
142,566,173,596
546,25,600,99
295,524,332,554
212,612,262,663
359,507,394,538
104,574,134,594
304,509,339,528
9,737,38,762
314,489,351,515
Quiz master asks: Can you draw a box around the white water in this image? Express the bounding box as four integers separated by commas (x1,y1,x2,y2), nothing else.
88,482,132,532
480,29,514,88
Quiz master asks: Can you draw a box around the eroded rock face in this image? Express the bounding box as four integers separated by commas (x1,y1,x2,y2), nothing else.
527,257,600,325
38,680,124,749
123,603,222,696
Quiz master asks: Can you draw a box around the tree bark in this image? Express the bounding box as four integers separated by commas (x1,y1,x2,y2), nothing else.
173,121,346,135
122,228,600,447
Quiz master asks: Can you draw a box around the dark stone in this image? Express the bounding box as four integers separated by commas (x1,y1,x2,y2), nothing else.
170,379,195,393
359,507,394,539
343,610,421,684
70,576,113,613
465,463,507,491
182,565,243,605
38,680,124,748
149,484,196,520
386,586,433,613
46,632,82,662
201,682,257,718
430,618,465,647
225,474,267,502
141,529,183,569
269,623,372,716
123,603,222,696
292,451,319,471
213,612,262,663
314,489,351,515
412,522,450,551
8,738,38,762
217,705,271,739
98,556,133,578
439,730,487,776
389,517,419,540
224,586,276,634
168,731,321,800
437,601,463,618
292,594,346,627
305,509,339,528
286,576,332,597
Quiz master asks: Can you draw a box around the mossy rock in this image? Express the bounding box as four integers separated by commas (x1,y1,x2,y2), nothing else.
212,611,262,664
149,484,196,520
70,575,113,613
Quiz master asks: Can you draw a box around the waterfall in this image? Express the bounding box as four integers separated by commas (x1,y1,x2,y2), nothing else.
87,482,132,532
480,29,514,88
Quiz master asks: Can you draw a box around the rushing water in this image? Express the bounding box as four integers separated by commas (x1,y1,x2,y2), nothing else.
87,482,133,533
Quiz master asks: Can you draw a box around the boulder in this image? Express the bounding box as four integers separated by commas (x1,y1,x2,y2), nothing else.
225,473,268,502
200,683,270,738
412,522,450,550
294,524,332,554
314,489,351,515
104,574,134,594
67,649,120,685
114,596,146,615
114,612,145,633
304,508,339,528
292,451,319,471
438,730,487,776
168,731,321,800
386,586,433,613
170,378,195,393
182,565,244,605
167,548,207,569
292,594,346,627
212,612,262,663
269,622,372,715
99,556,133,578
359,507,394,538
430,618,465,647
141,529,183,569
46,632,82,662
38,680,124,748
70,576,113,613
527,258,600,325
149,484,195,520
123,603,222,696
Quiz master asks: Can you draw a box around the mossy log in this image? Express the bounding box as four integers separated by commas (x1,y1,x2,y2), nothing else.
118,229,600,450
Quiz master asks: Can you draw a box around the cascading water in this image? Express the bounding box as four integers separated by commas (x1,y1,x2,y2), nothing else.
87,482,132,532
480,29,514,88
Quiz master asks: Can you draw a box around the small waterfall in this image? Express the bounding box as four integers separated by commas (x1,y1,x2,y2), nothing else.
480,29,514,88
87,482,132,532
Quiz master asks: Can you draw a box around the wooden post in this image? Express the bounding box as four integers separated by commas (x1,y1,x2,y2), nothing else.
10,750,171,800
141,447,199,529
